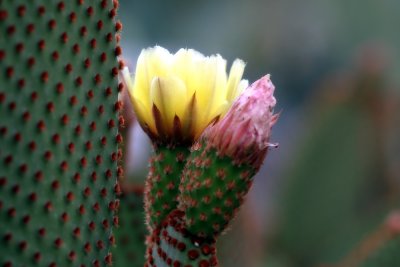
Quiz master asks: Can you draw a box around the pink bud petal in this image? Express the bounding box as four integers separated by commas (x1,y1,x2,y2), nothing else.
202,75,277,168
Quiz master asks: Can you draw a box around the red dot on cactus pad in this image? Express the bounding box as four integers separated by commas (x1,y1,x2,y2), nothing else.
84,242,91,253
69,12,77,23
68,251,76,261
37,6,45,15
0,10,8,20
97,240,104,250
94,74,102,84
41,72,49,82
7,25,16,36
73,173,81,183
109,9,116,18
52,134,60,144
34,252,41,262
83,187,91,197
54,238,63,248
90,39,97,49
87,6,94,16
57,1,65,11
15,43,24,53
19,241,28,250
81,106,88,116
106,33,113,42
38,40,45,50
115,21,122,31
115,46,122,56
80,26,87,36
48,19,56,30
75,77,83,86
101,0,108,8
26,24,35,34
61,32,68,43
73,227,81,237
86,141,92,150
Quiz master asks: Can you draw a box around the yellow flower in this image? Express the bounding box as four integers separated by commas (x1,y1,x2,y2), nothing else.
122,46,248,144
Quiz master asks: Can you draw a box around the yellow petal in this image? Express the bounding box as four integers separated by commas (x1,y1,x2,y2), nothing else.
132,96,156,134
172,49,202,84
132,51,151,109
210,101,230,119
208,54,228,113
122,67,133,89
226,59,246,101
145,46,173,80
125,46,247,143
150,76,187,132
206,55,227,119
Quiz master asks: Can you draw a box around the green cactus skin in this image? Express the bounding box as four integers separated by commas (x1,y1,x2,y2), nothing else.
361,237,400,267
146,210,218,267
145,145,189,231
178,139,257,238
0,0,121,266
113,186,146,267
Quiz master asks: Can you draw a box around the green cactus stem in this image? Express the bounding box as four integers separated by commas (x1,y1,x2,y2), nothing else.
0,0,121,266
113,185,147,267
178,139,257,238
144,145,189,231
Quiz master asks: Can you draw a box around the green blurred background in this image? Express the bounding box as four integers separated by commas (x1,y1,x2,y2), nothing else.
117,0,400,266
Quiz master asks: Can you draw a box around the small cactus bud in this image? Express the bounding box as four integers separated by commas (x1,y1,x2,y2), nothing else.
202,75,278,169
179,75,278,238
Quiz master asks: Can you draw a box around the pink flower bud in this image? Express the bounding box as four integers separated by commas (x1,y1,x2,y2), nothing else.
201,75,278,168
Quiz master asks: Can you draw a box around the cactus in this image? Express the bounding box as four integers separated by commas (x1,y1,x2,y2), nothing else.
122,48,278,266
361,237,400,267
0,0,121,266
178,138,258,238
113,186,147,267
144,145,189,232
146,210,218,267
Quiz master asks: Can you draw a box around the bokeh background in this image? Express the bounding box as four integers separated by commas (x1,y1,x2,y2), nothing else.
117,0,400,266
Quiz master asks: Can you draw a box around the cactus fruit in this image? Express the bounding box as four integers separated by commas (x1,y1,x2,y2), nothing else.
0,0,121,266
146,210,218,267
144,145,189,232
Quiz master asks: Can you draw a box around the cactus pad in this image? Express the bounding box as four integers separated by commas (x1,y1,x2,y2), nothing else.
179,140,257,238
145,145,189,231
113,186,146,267
0,0,121,266
146,210,218,267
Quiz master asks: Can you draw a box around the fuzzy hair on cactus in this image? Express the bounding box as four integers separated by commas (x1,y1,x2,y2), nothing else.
123,45,278,266
0,1,121,266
